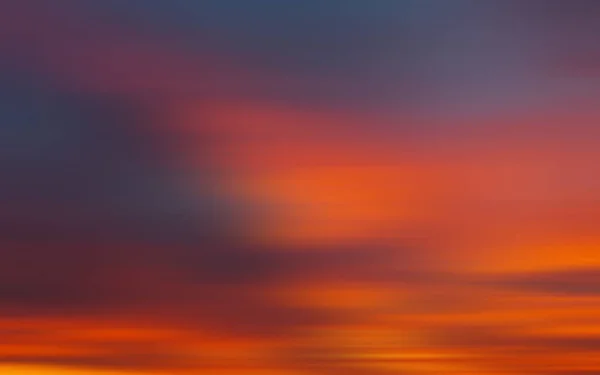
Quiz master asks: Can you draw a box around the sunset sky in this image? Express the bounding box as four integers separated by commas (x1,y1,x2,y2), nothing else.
1,1,600,374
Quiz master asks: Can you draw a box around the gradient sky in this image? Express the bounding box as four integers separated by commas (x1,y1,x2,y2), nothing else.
0,1,600,374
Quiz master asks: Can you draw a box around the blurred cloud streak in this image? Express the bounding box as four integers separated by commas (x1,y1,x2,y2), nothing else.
0,0,599,374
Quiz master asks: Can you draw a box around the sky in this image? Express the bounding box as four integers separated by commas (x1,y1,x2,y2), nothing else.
0,0,599,374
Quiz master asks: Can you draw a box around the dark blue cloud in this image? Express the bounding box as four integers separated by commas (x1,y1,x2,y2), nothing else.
0,59,237,243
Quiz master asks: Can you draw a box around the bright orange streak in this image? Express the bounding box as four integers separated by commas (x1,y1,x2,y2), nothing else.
0,365,142,375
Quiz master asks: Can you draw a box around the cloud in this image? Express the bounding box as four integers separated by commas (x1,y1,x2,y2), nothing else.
0,59,240,239
493,267,600,295
68,0,420,112
0,337,193,371
0,61,423,332
0,58,261,314
431,321,600,373
0,59,425,331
